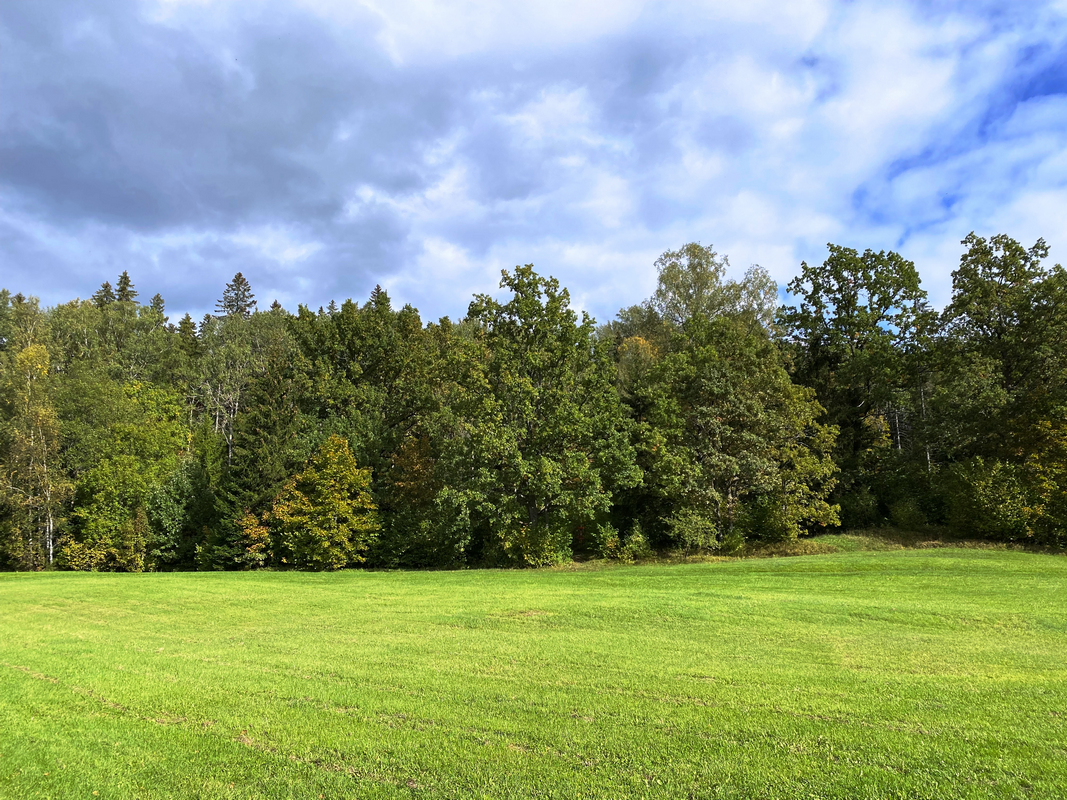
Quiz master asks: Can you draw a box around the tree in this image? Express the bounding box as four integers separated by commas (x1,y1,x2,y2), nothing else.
196,313,261,466
0,341,71,568
177,313,198,359
777,244,930,524
936,233,1067,461
932,233,1067,544
92,281,116,309
217,273,256,319
267,435,378,570
116,271,138,303
447,266,640,565
650,243,779,329
54,377,189,571
62,455,150,572
621,314,838,550
203,334,306,569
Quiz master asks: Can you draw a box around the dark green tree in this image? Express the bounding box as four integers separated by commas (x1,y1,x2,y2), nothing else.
446,265,640,565
92,281,116,309
932,233,1067,544
116,271,137,303
777,244,930,525
217,273,257,318
177,313,199,360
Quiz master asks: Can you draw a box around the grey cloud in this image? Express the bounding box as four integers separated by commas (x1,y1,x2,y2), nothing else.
4,0,1067,324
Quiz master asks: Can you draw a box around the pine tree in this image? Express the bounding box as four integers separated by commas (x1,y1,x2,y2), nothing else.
150,293,166,316
216,273,256,318
92,281,116,309
116,271,137,303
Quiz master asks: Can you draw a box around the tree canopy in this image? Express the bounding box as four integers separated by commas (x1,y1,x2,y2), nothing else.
1,235,1064,572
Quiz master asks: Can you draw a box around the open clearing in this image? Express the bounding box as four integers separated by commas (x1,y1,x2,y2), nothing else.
1,547,1065,798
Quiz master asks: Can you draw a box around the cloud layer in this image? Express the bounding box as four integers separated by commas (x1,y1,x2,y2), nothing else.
3,0,1067,321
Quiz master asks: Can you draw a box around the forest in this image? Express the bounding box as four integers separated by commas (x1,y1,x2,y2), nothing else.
1,233,1064,572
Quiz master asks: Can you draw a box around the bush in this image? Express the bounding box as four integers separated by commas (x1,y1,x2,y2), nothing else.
889,498,927,530
620,524,654,562
839,486,879,529
666,509,720,553
946,458,1037,542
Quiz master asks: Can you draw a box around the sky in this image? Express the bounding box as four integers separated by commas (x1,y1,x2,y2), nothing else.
3,0,1067,324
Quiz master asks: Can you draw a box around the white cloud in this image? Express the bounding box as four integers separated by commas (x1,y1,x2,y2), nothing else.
9,0,1067,321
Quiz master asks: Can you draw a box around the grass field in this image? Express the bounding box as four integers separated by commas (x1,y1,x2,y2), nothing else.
1,545,1065,798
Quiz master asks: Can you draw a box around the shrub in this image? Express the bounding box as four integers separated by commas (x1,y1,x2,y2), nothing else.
946,458,1037,542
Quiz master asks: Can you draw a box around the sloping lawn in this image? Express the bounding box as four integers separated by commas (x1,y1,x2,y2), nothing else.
1,548,1065,798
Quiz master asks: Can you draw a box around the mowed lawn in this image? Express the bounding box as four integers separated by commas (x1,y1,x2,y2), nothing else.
1,549,1065,799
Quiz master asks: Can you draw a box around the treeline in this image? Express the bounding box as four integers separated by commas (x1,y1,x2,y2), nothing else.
1,233,1064,571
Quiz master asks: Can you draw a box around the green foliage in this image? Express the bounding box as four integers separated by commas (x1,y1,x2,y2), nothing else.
620,523,653,562
115,271,137,303
446,265,640,565
624,313,838,550
288,290,450,567
1,233,1063,568
650,242,779,329
62,456,150,572
203,329,306,570
0,335,70,569
935,233,1067,462
268,435,379,570
778,244,929,478
216,272,257,319
944,457,1038,542
91,281,115,309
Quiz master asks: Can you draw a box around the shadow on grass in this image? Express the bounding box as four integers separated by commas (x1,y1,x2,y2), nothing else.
554,527,1066,571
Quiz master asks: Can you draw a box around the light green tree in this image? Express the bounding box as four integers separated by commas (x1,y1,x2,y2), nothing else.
1,341,71,568
268,435,379,570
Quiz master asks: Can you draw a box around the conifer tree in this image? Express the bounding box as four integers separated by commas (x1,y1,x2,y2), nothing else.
92,281,116,309
116,271,137,303
216,273,256,318
369,284,389,311
177,313,199,359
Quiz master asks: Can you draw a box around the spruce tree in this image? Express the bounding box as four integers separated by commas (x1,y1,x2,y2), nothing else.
92,281,116,308
177,313,199,359
369,284,390,311
216,273,256,318
116,271,137,302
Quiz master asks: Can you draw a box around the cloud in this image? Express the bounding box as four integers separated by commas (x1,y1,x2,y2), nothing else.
2,0,1067,323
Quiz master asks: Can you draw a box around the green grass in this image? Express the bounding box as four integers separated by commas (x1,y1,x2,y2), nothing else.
2,546,1065,799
